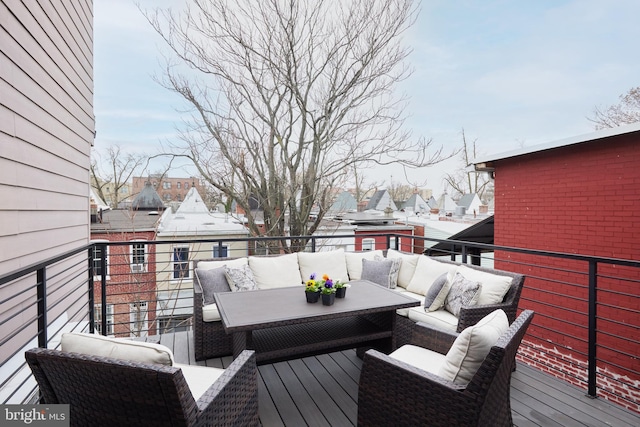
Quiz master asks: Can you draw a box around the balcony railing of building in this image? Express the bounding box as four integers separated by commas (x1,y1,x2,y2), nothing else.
1,234,638,414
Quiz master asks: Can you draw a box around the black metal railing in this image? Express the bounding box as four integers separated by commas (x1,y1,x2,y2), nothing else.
1,233,638,411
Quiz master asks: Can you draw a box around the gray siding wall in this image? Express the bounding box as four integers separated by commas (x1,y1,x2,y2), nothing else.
0,0,94,396
0,0,94,274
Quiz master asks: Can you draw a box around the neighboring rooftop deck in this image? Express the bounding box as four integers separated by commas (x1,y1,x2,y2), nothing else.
159,331,639,427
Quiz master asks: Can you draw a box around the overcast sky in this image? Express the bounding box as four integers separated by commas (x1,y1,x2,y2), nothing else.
94,0,640,193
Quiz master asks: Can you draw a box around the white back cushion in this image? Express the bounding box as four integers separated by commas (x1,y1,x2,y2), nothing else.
297,249,349,283
197,257,248,270
386,249,420,288
438,309,509,384
61,333,175,366
249,253,303,289
456,265,512,305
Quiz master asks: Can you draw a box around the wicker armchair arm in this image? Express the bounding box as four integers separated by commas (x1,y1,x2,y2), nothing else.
410,322,459,354
358,349,476,426
457,303,518,332
196,350,258,426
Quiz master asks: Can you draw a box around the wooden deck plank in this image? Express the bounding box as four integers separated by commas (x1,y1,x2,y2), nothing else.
259,363,308,426
272,360,336,427
512,364,638,427
301,355,358,424
163,331,640,427
257,371,285,427
315,353,359,401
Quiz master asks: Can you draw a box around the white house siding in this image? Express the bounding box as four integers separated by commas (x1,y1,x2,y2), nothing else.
0,0,94,397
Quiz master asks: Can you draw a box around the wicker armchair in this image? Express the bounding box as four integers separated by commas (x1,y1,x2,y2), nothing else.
358,310,534,427
25,348,258,427
193,273,233,360
395,262,525,349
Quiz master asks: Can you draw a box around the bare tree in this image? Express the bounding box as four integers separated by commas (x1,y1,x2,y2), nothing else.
91,145,149,209
143,0,453,252
589,86,640,129
387,181,415,203
443,129,492,201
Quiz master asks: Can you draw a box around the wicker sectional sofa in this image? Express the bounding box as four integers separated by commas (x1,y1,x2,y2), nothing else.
193,248,525,360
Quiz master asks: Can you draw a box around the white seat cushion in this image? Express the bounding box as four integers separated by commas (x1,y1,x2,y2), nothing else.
249,253,303,289
202,303,222,322
406,257,457,295
345,250,384,280
385,249,420,288
456,265,512,305
297,249,349,283
438,309,509,384
175,363,225,401
389,344,446,376
61,333,175,366
393,289,424,317
407,307,458,331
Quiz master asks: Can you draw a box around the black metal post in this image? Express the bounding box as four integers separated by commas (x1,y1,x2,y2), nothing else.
587,260,598,397
36,268,47,348
88,247,95,333
99,243,107,335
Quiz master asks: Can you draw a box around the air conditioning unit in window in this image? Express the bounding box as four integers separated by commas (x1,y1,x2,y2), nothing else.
131,264,145,273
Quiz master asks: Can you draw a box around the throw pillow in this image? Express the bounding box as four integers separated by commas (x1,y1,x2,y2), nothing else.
406,256,457,295
438,309,509,384
424,272,450,312
385,249,419,288
224,264,258,292
375,254,400,288
195,267,230,305
444,272,482,317
345,250,384,280
361,258,394,288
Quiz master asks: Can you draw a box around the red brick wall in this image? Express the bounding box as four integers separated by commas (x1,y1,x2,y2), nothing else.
92,232,158,337
354,228,414,252
492,133,640,412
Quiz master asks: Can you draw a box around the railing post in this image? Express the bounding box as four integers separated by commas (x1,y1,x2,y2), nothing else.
88,246,95,333
587,260,598,398
99,243,107,335
461,245,468,264
36,268,47,348
311,236,316,253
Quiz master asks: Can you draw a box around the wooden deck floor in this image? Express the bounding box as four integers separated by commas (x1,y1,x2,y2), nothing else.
158,331,639,426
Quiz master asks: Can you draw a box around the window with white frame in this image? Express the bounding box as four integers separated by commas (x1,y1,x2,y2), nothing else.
130,301,148,337
173,246,190,279
94,303,114,335
213,244,228,258
389,236,397,250
92,241,109,278
362,238,375,251
130,242,146,273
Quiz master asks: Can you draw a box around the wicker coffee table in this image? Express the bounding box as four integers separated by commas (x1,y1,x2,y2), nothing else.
214,280,420,364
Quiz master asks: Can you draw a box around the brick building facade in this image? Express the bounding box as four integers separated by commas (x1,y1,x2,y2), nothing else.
132,176,206,204
474,123,640,412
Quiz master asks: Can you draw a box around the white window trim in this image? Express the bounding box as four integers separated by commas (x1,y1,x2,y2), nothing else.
362,238,375,251
91,240,110,280
130,240,147,273
172,245,191,281
94,303,114,335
